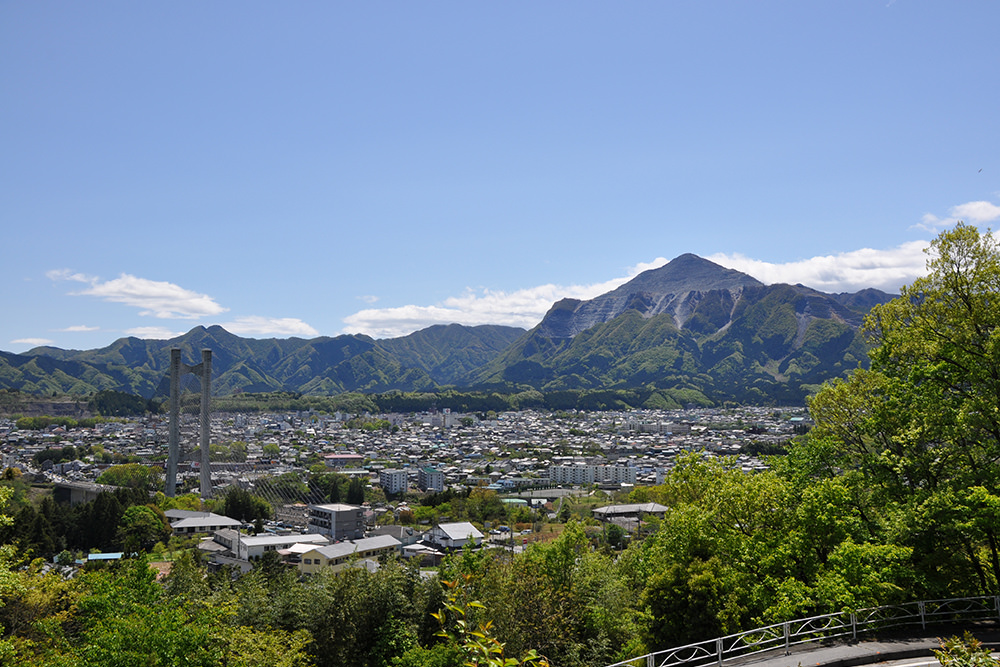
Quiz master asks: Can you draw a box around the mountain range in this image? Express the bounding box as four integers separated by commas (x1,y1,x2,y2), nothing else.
0,254,895,405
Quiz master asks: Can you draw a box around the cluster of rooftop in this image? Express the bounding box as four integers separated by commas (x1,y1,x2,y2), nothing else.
1,406,807,498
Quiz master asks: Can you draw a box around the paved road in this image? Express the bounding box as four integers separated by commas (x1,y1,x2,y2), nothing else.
735,626,1000,667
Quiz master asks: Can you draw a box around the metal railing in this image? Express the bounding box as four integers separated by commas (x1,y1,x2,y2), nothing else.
606,596,1000,667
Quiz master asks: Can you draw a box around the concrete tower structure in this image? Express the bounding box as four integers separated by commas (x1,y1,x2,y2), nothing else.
166,348,213,498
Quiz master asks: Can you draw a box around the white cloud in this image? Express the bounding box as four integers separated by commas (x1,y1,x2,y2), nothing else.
916,200,1000,232
221,317,319,337
46,269,95,283
357,295,380,304
58,325,100,332
125,326,184,339
49,272,228,319
343,282,612,339
707,241,930,294
11,337,54,347
342,260,685,339
342,243,933,339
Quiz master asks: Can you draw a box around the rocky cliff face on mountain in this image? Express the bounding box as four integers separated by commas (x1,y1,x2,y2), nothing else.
0,254,897,405
537,254,764,338
472,254,896,403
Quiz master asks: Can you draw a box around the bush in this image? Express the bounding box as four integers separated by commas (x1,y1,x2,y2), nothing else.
935,632,997,667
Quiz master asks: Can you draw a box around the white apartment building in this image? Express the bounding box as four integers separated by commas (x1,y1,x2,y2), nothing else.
418,466,445,492
379,468,409,495
548,464,637,486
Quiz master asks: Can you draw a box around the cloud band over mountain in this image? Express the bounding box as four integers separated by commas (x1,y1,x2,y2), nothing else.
343,241,932,339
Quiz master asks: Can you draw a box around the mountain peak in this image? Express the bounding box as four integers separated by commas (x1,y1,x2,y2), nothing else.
619,254,762,296
536,254,762,338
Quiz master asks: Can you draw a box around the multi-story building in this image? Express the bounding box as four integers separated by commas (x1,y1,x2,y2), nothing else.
323,453,365,469
548,464,637,486
306,503,365,540
417,466,445,492
379,468,409,495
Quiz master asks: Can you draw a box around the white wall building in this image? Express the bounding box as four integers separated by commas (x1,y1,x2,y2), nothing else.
164,509,242,536
428,522,483,549
212,530,329,562
548,464,636,486
418,466,445,492
379,468,409,495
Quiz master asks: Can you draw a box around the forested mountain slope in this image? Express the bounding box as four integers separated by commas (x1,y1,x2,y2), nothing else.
2,255,893,404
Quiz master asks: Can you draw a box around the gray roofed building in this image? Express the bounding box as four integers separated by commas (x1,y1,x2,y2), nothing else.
592,502,668,522
427,522,483,549
164,510,242,536
215,531,329,562
299,534,402,574
369,524,423,546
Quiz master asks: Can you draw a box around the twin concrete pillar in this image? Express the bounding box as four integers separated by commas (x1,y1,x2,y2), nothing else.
166,348,212,498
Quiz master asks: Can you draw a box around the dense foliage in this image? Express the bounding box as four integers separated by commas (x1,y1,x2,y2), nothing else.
87,389,154,417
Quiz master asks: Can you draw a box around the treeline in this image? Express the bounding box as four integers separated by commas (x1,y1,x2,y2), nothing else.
0,484,157,556
209,386,718,417
1,482,276,560
14,415,102,430
10,379,731,420
87,389,157,416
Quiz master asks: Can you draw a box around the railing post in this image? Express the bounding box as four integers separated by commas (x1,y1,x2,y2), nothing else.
995,596,1000,623
919,601,926,630
648,655,655,667
851,613,857,641
717,637,724,667
784,621,790,655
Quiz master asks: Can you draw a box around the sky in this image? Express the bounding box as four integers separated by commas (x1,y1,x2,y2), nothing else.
2,2,999,352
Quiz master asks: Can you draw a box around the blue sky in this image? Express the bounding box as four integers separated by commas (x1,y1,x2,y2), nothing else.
3,2,998,352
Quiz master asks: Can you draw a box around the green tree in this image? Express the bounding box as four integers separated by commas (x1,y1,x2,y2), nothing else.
89,389,149,417
347,478,366,505
117,505,171,555
97,463,163,491
432,577,550,667
935,631,999,667
808,223,1000,593
221,486,272,523
465,488,505,524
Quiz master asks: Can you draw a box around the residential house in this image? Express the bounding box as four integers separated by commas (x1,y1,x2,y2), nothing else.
591,502,668,529
368,524,423,546
427,522,483,549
